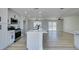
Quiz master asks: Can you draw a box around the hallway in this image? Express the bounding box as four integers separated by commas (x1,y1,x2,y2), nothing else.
6,31,75,50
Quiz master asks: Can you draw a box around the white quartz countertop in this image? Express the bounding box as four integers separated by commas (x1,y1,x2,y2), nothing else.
27,30,48,33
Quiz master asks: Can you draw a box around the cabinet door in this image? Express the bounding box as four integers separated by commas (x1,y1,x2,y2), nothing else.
8,31,15,44
27,32,43,50
11,31,15,43
74,35,79,49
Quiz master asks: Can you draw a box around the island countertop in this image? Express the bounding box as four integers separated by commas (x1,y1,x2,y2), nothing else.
27,29,48,33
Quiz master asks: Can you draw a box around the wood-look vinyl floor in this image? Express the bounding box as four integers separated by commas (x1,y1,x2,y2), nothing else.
6,32,75,50
43,32,75,50
6,37,26,50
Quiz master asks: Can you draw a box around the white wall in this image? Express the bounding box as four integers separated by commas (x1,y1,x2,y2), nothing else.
64,16,79,34
0,8,8,49
42,20,48,31
28,20,48,31
26,19,63,32
28,20,33,30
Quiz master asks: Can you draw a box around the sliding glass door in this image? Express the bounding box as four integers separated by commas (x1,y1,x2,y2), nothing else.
48,22,57,31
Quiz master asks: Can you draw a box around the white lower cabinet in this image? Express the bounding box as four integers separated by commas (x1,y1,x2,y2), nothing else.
8,30,15,45
27,32,43,50
74,32,79,49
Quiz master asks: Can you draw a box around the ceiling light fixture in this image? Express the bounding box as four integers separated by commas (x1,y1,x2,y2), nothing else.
60,8,64,10
25,11,27,14
58,8,64,20
34,8,39,10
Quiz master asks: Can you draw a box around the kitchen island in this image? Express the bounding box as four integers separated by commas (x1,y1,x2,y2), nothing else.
26,30,47,50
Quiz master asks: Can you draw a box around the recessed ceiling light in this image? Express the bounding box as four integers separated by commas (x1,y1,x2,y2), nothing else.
38,11,42,14
25,11,27,14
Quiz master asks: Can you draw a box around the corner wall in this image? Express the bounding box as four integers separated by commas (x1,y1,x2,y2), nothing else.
63,16,79,34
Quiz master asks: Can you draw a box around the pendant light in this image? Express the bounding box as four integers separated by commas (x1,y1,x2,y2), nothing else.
58,8,64,21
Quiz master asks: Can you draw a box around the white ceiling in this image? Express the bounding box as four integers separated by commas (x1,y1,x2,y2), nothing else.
11,8,79,18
